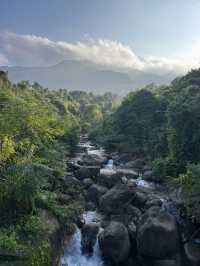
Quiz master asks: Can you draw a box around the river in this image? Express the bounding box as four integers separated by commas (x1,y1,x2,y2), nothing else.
60,137,159,266
61,138,107,266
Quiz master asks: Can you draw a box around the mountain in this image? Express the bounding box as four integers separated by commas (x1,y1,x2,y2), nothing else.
1,60,175,94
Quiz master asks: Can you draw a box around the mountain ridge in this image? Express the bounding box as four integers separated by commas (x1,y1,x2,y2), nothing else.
1,60,175,94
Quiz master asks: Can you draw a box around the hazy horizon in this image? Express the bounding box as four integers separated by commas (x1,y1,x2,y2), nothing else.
1,0,200,92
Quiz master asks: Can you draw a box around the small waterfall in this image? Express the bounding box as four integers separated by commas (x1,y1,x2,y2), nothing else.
136,176,154,188
104,159,114,170
61,227,105,266
62,137,157,266
61,212,105,266
83,211,102,224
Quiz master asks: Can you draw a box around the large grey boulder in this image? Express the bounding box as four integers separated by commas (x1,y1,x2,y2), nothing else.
113,153,133,165
126,205,142,224
124,158,145,170
145,198,163,209
85,201,96,211
63,175,81,187
99,183,136,215
143,170,153,180
116,168,139,179
81,153,107,166
81,223,99,255
140,258,178,266
99,221,130,265
152,260,178,266
83,178,93,188
75,165,100,180
86,184,108,205
184,240,200,266
137,211,180,259
128,221,137,242
98,169,121,188
132,191,148,209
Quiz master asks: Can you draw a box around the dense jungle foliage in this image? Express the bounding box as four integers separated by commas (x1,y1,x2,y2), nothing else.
0,71,117,265
91,69,200,223
1,67,200,263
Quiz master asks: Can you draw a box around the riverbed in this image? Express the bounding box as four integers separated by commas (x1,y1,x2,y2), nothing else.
60,137,160,266
60,136,200,266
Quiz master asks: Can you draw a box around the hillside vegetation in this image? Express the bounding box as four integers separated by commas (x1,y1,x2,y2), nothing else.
91,69,200,223
0,71,117,265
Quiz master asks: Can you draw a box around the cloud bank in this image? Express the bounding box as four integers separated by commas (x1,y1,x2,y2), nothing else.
0,31,199,75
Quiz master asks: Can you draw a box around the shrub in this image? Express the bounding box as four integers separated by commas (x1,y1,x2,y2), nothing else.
18,215,46,244
152,157,179,183
52,202,83,230
175,163,200,222
29,240,51,266
0,230,18,251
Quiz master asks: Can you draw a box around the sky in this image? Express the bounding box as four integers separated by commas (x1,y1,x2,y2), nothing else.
0,0,200,74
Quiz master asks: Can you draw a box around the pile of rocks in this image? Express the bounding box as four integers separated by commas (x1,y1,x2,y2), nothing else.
70,149,200,266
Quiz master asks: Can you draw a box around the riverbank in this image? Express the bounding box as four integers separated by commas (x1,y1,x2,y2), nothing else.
60,136,200,266
0,147,84,266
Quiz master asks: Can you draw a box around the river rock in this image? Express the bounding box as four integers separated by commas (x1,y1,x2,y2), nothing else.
126,205,142,223
99,183,136,215
143,170,153,180
137,211,179,259
108,213,133,226
81,153,107,166
143,165,152,171
121,176,128,184
140,258,178,266
85,201,96,211
152,260,177,266
67,161,81,171
98,169,121,188
75,165,100,180
184,240,200,266
86,184,108,205
139,206,162,226
132,191,148,209
116,153,133,164
83,178,93,188
116,168,139,179
81,223,99,255
76,215,85,228
99,221,130,265
124,158,145,170
128,221,137,242
64,175,81,187
145,198,163,209
127,179,137,187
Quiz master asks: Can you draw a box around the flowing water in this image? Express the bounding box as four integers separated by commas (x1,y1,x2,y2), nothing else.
135,176,155,189
61,138,106,266
104,159,114,169
61,137,156,266
61,226,105,266
61,211,105,266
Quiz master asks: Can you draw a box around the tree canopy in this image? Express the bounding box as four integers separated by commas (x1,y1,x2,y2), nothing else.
92,69,200,222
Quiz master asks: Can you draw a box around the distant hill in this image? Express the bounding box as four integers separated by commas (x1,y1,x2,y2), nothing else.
1,60,175,94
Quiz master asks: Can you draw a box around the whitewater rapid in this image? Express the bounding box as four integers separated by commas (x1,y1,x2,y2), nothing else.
61,211,105,266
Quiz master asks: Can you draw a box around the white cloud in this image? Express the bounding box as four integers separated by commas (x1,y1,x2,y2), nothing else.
142,56,198,75
0,53,9,66
0,31,199,75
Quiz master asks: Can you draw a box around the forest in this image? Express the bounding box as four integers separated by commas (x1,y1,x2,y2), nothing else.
0,68,200,265
91,69,200,223
0,71,117,265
